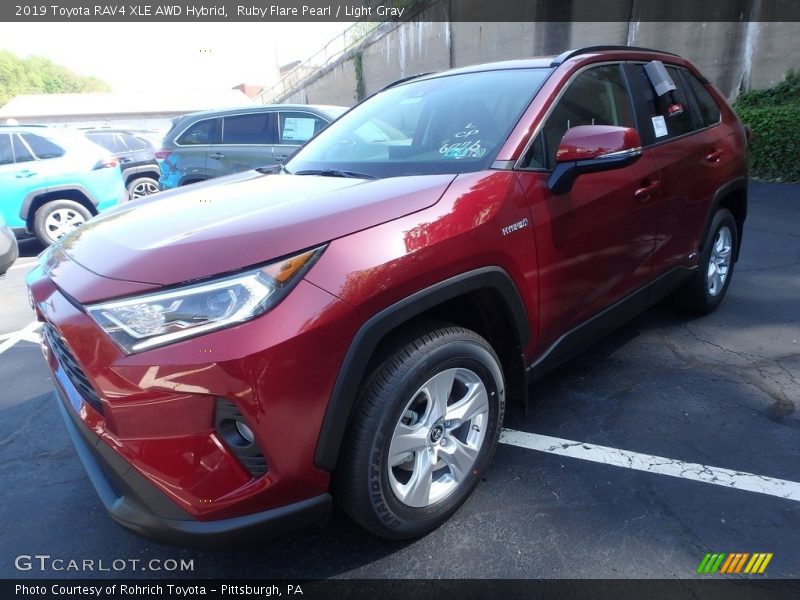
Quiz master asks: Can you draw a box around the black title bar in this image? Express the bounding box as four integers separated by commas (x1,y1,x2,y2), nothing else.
3,0,800,22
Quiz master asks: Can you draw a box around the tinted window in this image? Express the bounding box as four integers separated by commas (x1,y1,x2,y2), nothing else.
87,132,117,152
684,72,721,128
527,64,635,169
627,63,696,143
12,135,35,163
121,132,148,150
21,133,65,159
221,112,275,144
288,68,551,178
0,134,12,166
278,112,328,144
177,118,219,145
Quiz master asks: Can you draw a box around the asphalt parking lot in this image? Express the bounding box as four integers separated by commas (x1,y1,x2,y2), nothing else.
1,182,798,580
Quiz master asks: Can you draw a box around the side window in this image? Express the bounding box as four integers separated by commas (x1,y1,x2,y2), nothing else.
121,132,148,151
663,67,695,137
525,64,635,169
221,112,275,145
20,133,65,159
278,111,328,145
177,118,219,145
12,135,35,163
684,72,721,128
88,132,117,152
626,63,697,144
0,134,12,166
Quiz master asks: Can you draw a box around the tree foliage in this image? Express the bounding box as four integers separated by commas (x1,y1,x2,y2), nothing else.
0,50,110,107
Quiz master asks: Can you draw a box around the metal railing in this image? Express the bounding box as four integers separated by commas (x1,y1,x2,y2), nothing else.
257,21,384,104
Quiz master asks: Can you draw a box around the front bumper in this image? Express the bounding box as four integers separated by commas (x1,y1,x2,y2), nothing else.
54,386,331,547
27,255,363,543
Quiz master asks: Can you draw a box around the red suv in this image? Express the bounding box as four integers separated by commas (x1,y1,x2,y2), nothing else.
27,47,747,545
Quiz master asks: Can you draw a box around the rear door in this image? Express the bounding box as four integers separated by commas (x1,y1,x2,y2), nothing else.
0,134,37,228
515,63,663,348
173,117,220,183
274,110,331,163
623,63,730,275
212,111,276,176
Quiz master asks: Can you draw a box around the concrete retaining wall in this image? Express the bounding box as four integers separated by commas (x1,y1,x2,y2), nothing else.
275,4,800,107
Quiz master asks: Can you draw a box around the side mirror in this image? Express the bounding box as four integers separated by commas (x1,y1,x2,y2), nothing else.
547,125,642,195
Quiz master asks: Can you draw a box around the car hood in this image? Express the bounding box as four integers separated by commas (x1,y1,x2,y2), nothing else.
56,170,456,288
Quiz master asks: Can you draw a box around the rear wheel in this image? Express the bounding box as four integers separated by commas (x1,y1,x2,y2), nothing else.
33,200,92,246
127,176,159,199
673,208,738,313
337,325,505,539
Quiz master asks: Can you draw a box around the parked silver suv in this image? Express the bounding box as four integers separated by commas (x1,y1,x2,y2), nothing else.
157,104,347,189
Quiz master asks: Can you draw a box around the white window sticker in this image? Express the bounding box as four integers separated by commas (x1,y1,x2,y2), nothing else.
652,115,668,138
282,117,316,142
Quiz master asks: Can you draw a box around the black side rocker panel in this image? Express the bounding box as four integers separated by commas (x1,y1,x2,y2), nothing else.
527,266,695,381
314,266,531,472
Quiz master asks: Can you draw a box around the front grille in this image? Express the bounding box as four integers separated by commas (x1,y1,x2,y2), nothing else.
44,324,104,415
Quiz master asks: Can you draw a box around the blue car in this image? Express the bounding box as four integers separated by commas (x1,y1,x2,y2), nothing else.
0,125,128,245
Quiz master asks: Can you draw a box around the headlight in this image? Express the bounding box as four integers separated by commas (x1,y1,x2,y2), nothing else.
87,246,325,353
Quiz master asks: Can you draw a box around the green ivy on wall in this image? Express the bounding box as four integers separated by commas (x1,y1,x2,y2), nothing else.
735,70,800,183
354,52,366,102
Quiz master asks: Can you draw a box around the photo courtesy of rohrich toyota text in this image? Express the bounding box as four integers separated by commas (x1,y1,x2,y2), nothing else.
1,0,799,598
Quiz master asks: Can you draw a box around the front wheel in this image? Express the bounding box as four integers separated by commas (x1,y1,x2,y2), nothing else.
33,200,93,246
337,325,505,539
672,208,739,314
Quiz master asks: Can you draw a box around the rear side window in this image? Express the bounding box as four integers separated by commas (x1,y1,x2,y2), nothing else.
12,135,34,163
20,133,65,159
221,112,275,144
121,132,148,150
683,73,721,128
524,64,635,169
278,112,328,144
88,132,117,152
625,63,701,144
0,134,12,165
177,118,219,145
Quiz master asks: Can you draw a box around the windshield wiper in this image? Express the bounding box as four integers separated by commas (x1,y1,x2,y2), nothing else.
294,168,379,180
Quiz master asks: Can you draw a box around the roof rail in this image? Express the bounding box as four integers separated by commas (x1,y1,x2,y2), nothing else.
550,46,680,67
379,72,433,93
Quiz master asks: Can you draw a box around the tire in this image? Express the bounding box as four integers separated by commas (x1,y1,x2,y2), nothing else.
672,208,738,314
336,325,505,539
127,176,159,199
33,200,93,246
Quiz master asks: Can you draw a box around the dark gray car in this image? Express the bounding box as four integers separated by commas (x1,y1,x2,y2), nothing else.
0,215,19,275
84,129,162,199
157,104,347,190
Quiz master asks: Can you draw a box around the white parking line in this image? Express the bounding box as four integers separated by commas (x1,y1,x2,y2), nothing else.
0,321,42,354
500,429,800,503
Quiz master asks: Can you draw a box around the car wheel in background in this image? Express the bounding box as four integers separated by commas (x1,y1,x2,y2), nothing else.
33,200,93,246
337,325,505,539
127,177,160,199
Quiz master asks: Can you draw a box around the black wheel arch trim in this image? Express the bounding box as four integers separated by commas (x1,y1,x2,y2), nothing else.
20,184,99,221
703,176,747,261
313,266,530,472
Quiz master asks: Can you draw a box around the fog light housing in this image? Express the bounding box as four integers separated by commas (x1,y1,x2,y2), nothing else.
215,398,268,477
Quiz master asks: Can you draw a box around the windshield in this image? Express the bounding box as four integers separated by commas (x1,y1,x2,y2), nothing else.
287,68,552,178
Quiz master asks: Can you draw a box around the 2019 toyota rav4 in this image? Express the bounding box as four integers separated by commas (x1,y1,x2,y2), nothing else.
27,47,747,545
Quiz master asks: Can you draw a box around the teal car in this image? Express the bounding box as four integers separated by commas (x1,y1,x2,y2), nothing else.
0,125,128,246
